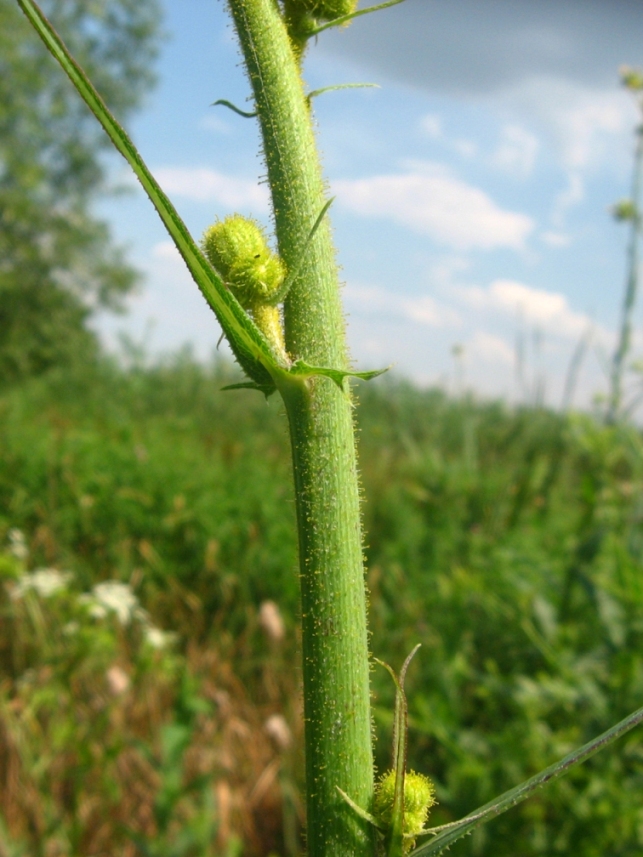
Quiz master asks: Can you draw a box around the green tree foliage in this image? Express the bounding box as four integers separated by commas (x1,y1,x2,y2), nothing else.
0,0,162,383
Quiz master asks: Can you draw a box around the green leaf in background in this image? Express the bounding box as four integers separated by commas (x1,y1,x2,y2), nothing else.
409,702,643,856
16,0,283,396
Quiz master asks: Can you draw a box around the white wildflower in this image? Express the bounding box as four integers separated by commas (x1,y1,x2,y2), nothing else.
11,568,72,599
91,581,139,625
8,529,28,561
144,626,176,649
88,602,108,620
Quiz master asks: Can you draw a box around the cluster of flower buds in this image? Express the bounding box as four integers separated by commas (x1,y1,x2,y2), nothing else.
202,215,288,359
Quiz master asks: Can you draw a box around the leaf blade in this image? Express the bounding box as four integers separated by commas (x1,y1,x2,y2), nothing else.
287,360,389,389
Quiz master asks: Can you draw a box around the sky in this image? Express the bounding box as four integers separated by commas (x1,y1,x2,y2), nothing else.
94,0,643,409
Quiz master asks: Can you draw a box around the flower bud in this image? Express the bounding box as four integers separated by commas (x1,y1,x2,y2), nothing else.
373,769,436,850
620,65,643,92
202,215,287,359
612,199,639,222
202,215,285,308
295,0,358,22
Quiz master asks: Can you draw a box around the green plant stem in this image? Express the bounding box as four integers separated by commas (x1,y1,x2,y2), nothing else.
609,123,643,422
225,2,373,856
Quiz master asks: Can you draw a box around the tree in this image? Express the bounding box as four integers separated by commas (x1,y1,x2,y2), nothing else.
0,0,162,383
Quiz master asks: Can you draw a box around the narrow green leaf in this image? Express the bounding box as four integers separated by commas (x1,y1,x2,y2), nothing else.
268,198,335,306
307,83,380,103
288,359,389,389
17,0,281,394
336,786,383,830
220,382,275,395
388,645,421,857
410,702,643,856
212,98,257,118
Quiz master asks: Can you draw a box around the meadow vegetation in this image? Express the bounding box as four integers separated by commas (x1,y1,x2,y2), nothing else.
2,356,643,856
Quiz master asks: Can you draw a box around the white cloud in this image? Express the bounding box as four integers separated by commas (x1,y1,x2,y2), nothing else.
453,139,478,158
498,77,633,173
460,278,590,339
421,114,442,139
152,241,182,261
558,94,627,170
153,167,269,210
94,241,226,362
333,163,534,251
345,282,460,328
420,116,476,158
492,124,539,177
552,171,585,226
404,294,460,327
199,114,232,135
469,331,514,364
540,230,571,248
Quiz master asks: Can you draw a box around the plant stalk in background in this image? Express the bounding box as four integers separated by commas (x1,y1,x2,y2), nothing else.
608,67,643,422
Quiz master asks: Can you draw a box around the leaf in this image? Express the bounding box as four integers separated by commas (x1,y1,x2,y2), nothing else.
221,382,275,396
17,0,282,395
267,198,335,306
336,786,382,830
287,359,389,389
409,702,643,856
307,83,380,104
379,645,421,857
212,98,257,118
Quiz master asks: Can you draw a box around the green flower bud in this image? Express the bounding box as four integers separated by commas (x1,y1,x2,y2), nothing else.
612,199,639,222
201,215,287,359
620,65,643,92
201,215,286,308
373,769,436,851
295,0,358,23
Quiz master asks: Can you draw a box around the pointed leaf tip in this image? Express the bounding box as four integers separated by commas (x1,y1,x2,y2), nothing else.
288,360,389,389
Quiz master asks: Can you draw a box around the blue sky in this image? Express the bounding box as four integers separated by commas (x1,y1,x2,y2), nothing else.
94,0,643,409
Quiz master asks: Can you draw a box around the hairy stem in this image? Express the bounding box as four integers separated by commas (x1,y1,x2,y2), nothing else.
225,2,373,855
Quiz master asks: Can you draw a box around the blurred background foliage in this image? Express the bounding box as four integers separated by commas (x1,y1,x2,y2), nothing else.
2,358,643,855
0,0,162,384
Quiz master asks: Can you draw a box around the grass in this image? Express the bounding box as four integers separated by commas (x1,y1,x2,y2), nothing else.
2,356,643,855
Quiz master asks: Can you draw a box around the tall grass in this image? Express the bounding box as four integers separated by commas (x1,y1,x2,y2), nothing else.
3,359,643,854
